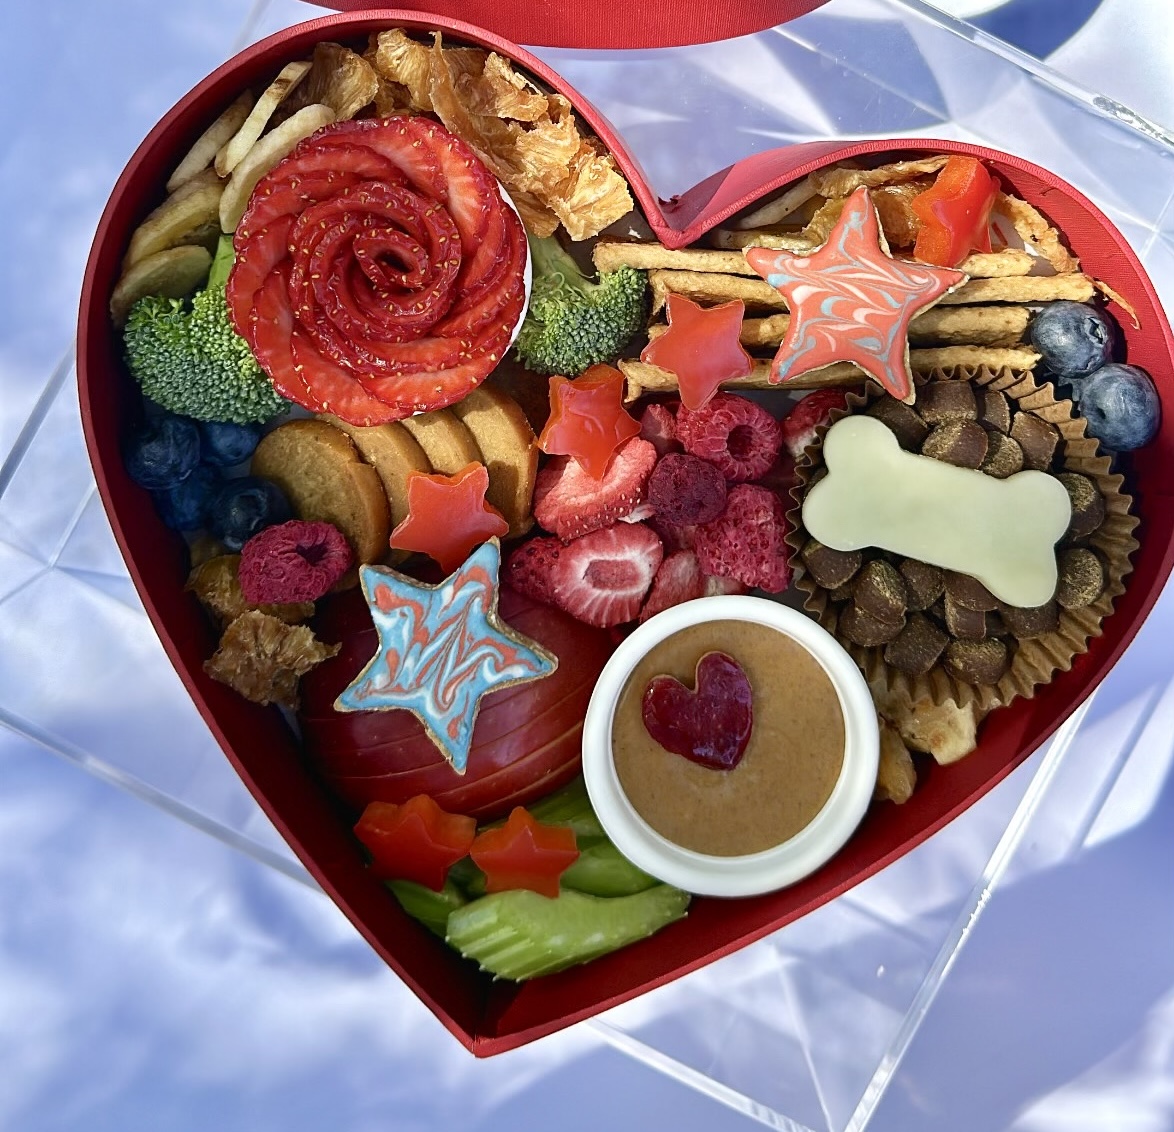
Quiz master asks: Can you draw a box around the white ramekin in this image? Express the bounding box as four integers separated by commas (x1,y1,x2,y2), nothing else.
581,595,879,898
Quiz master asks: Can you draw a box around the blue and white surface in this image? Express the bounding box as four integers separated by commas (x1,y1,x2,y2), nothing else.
2,1,1173,1129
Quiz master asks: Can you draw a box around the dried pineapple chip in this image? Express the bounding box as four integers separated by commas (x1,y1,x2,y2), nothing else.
367,28,438,110
994,191,1080,274
186,556,314,628
810,156,949,198
284,42,379,122
204,610,339,710
474,53,549,122
551,139,637,242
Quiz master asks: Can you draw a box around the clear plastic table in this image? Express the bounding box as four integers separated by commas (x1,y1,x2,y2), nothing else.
2,1,1172,1128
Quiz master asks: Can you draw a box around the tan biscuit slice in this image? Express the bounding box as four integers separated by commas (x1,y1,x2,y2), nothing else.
449,386,538,539
322,416,429,562
250,419,390,584
400,408,484,475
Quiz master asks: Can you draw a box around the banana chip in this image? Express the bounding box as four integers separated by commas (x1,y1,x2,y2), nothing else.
109,245,212,326
215,61,312,178
122,182,223,270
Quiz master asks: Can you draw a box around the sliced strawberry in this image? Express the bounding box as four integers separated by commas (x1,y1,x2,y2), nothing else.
227,215,293,339
639,549,704,623
431,211,526,338
294,118,447,203
551,524,664,628
288,331,406,426
504,539,563,606
639,401,680,458
780,389,850,461
408,116,495,253
247,265,321,411
533,437,658,542
703,575,749,596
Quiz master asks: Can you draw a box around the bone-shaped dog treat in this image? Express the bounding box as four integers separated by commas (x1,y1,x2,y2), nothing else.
802,416,1072,607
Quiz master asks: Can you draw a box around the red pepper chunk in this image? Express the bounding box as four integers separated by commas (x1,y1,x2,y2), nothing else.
536,365,641,480
469,807,580,898
912,156,999,268
354,796,477,891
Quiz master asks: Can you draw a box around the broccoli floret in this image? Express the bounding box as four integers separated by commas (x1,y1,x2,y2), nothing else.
514,234,648,376
122,235,289,424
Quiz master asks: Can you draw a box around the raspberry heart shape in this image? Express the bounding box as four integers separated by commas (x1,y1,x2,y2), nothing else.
79,10,1174,1057
641,651,754,770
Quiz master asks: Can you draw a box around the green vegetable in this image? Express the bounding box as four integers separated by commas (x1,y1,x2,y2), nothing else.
520,777,605,841
446,885,689,980
560,837,659,898
514,234,648,376
122,234,289,423
386,878,468,938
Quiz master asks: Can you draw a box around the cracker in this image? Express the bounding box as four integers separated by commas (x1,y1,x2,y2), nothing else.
957,249,1035,277
809,156,949,197
708,228,819,253
937,274,1095,305
907,346,1040,372
995,192,1080,274
593,240,754,276
648,269,785,315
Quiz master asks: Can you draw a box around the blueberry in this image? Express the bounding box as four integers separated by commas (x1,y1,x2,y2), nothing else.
123,415,201,490
1029,301,1116,379
152,465,222,531
207,476,292,550
1075,363,1161,451
199,420,262,468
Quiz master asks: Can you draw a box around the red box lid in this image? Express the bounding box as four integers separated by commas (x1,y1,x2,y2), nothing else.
318,0,829,48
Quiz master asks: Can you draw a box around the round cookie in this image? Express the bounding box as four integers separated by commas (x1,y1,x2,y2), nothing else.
400,408,484,475
250,419,390,585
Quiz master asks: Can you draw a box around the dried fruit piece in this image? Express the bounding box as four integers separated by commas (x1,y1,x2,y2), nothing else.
647,453,728,527
641,652,753,771
505,537,562,605
693,484,791,593
639,550,705,623
550,523,663,628
238,519,353,603
780,389,850,461
638,401,680,458
204,609,340,708
675,392,783,482
533,437,657,541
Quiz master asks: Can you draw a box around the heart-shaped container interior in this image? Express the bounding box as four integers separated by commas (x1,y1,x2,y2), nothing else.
77,9,1174,1055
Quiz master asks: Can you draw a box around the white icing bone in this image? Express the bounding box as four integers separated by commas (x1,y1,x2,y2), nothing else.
802,415,1072,607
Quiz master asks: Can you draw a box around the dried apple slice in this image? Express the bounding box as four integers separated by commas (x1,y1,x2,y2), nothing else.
109,244,212,325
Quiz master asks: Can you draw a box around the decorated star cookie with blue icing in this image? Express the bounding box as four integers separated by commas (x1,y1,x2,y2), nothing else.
335,539,557,773
744,185,968,404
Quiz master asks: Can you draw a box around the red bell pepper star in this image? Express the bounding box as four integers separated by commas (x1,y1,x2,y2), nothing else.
537,364,641,480
389,462,509,574
745,186,967,403
469,806,580,898
354,796,477,891
640,294,752,411
912,155,1000,268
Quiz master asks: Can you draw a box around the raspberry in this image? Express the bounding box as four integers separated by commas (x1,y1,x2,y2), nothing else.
647,453,728,526
780,389,849,460
694,484,791,593
675,392,782,482
505,537,562,605
238,520,353,603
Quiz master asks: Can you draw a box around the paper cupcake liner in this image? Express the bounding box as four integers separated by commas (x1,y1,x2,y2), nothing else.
786,365,1139,716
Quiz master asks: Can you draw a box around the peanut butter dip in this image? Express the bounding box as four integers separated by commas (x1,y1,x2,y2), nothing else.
612,620,845,856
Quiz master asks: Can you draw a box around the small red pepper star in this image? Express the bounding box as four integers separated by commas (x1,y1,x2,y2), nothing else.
640,294,752,411
469,806,580,898
354,796,477,891
912,155,1000,268
389,462,509,574
536,364,641,480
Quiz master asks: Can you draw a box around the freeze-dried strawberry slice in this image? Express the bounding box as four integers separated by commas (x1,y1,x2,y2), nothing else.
639,549,705,623
780,389,850,460
639,402,680,458
534,437,658,542
550,523,663,628
694,483,792,593
675,392,783,482
505,537,563,606
647,453,728,526
288,331,405,427
248,265,320,410
227,215,293,339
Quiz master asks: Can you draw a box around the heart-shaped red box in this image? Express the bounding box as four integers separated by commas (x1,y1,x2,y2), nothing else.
77,6,1174,1055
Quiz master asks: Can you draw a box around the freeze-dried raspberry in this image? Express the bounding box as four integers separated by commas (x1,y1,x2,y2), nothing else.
647,453,728,526
694,484,791,593
675,392,782,482
238,520,352,603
